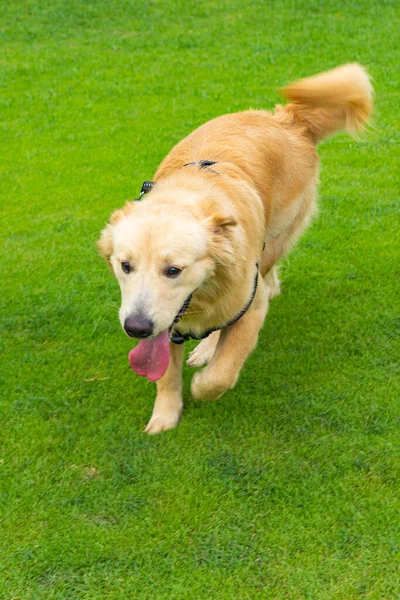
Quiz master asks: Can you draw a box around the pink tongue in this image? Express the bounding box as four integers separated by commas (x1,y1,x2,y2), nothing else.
128,330,170,382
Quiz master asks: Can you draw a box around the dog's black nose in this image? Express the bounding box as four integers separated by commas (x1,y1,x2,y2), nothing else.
124,316,154,339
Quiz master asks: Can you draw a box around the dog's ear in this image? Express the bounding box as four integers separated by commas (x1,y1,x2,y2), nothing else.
208,213,238,235
98,202,135,261
98,223,113,261
200,197,237,234
109,201,134,225
206,212,238,265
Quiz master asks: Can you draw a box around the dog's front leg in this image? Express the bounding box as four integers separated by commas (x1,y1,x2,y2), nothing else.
145,342,184,434
191,283,269,401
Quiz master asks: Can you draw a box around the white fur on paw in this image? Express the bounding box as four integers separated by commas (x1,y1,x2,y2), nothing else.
187,334,219,368
191,370,231,401
267,281,281,300
144,411,180,435
265,268,281,300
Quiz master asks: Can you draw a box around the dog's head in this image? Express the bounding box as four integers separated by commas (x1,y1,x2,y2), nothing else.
98,182,238,342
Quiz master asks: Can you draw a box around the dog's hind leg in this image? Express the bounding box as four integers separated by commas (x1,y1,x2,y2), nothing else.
187,330,220,368
191,281,269,401
145,342,184,434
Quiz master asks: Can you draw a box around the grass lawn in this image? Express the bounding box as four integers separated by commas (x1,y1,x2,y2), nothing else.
1,0,399,598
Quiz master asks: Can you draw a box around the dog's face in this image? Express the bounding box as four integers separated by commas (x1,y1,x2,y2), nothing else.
99,196,236,339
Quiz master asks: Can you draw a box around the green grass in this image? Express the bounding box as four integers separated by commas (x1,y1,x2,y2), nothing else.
1,0,399,598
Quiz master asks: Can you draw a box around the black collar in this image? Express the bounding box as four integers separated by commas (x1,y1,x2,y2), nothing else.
169,265,259,344
135,180,155,200
183,159,217,170
134,160,218,201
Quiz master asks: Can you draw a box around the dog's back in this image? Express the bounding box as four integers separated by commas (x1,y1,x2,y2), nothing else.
156,64,373,273
157,64,372,184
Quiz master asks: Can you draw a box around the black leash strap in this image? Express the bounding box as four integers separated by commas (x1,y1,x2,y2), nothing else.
134,180,155,201
183,160,217,169
134,160,217,202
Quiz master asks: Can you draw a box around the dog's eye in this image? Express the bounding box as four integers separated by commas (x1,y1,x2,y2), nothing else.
166,266,182,278
121,261,131,274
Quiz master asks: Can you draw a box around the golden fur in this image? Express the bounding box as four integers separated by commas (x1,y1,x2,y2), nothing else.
99,63,373,433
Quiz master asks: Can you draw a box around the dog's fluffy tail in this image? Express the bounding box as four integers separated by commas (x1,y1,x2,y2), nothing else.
279,63,373,143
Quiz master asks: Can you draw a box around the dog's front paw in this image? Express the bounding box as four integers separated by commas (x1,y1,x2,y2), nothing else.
187,332,219,368
191,369,237,401
144,410,181,435
265,266,281,300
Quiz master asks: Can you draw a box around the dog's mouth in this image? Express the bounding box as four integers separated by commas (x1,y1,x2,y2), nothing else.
128,294,193,382
128,330,171,382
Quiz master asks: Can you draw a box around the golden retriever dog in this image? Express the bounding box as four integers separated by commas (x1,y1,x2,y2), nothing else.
99,63,373,434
